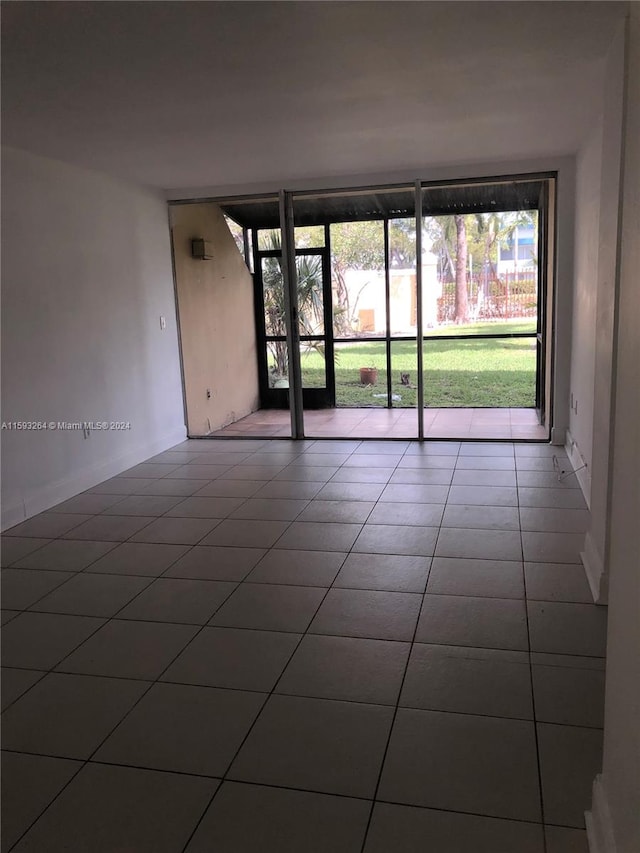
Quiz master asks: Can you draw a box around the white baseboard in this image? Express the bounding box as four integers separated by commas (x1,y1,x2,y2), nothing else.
565,429,591,507
1,424,187,531
582,530,609,605
586,775,618,853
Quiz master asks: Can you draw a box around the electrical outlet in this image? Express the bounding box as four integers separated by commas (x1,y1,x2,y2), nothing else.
160,316,167,330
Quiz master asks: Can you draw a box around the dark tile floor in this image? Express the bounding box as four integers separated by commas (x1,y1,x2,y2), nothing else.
1,439,604,852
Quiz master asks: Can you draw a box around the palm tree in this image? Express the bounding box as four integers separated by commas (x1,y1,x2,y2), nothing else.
261,232,325,383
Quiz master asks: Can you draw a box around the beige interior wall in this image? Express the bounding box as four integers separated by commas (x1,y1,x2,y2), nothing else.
170,203,259,435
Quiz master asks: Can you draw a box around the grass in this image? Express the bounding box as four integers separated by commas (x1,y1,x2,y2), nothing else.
298,320,537,408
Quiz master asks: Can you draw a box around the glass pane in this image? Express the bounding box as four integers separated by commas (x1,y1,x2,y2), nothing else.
261,256,286,337
295,226,325,249
390,340,418,409
224,215,245,260
330,221,385,338
300,341,326,389
333,341,388,408
265,340,289,389
257,228,281,251
389,218,417,336
423,336,537,407
296,254,324,336
423,209,538,335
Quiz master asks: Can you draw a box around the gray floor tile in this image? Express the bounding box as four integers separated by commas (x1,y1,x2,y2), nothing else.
380,483,449,504
365,802,544,853
367,502,444,527
130,517,220,545
276,634,410,705
275,521,362,552
400,643,532,719
47,493,125,514
194,479,266,498
101,495,182,516
228,498,309,521
518,488,587,509
5,514,92,539
253,481,325,499
316,481,386,501
389,468,453,485
2,612,104,669
62,515,156,542
30,573,151,617
329,467,395,483
334,553,430,593
537,723,603,828
1,610,19,625
297,500,374,523
343,453,403,468
397,454,458,469
87,477,156,495
416,595,528,650
274,465,338,482
186,782,370,853
1,569,74,609
1,668,46,711
1,752,82,852
85,542,190,576
354,441,409,455
442,504,520,530
0,537,52,567
10,763,217,853
165,463,231,480
517,471,581,489
139,479,204,496
525,562,593,603
532,664,605,728
378,708,541,821
13,540,117,572
247,549,346,586
459,443,514,456
310,588,422,641
1,672,148,758
353,525,438,557
117,578,237,624
288,452,351,466
199,519,289,548
527,601,607,657
229,694,394,798
456,456,515,470
405,442,460,455
544,825,590,853
519,507,589,533
209,583,325,632
452,470,516,487
119,462,182,478
522,531,584,564
427,557,524,598
161,626,300,691
95,682,265,776
221,464,287,480
447,485,518,506
165,545,265,581
58,619,198,679
436,527,522,561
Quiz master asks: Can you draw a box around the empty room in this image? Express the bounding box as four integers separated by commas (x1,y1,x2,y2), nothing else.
1,3,638,853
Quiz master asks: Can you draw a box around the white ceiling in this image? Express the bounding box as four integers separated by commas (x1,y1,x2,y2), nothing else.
1,1,625,194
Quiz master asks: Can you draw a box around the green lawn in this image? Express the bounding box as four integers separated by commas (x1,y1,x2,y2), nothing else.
299,321,537,408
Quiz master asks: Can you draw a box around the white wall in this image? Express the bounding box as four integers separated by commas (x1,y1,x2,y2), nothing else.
574,22,627,602
587,7,640,850
1,147,186,529
568,120,603,500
